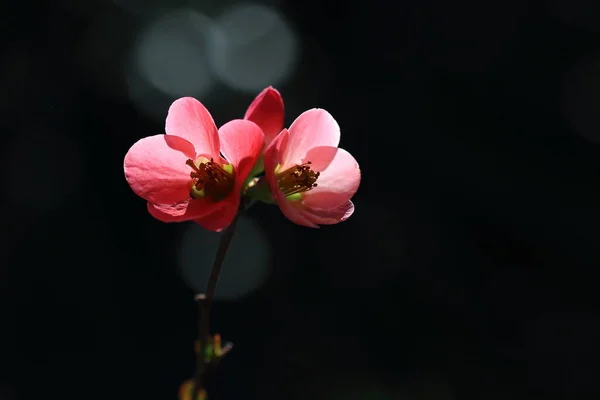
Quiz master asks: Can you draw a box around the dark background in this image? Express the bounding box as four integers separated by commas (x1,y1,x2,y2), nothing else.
2,0,600,399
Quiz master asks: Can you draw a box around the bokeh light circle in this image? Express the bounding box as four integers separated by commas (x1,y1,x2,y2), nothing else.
207,3,299,93
178,217,271,300
132,8,216,99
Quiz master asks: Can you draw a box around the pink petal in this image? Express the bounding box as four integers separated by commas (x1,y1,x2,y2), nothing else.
264,129,318,228
264,128,289,193
218,119,265,186
165,97,220,158
281,109,341,168
300,201,355,225
147,198,223,222
264,128,289,168
244,86,285,147
303,147,361,209
124,134,196,204
277,192,319,228
194,193,240,232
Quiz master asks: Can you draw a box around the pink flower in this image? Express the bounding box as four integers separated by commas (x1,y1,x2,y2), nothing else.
264,108,360,227
124,97,264,232
244,86,284,150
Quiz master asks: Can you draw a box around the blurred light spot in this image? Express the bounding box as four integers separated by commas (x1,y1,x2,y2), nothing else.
563,55,600,143
131,9,216,100
178,217,271,300
546,0,600,32
207,3,298,93
2,130,83,211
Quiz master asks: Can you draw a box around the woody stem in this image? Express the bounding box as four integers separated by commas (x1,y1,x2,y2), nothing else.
193,211,241,399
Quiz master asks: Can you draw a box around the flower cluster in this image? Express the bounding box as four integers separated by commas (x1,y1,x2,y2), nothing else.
124,87,361,231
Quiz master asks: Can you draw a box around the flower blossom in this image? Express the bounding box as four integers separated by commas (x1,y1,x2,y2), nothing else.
124,97,264,231
244,86,285,151
264,108,360,227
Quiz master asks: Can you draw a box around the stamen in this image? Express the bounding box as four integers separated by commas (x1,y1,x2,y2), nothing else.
277,161,319,197
186,158,234,201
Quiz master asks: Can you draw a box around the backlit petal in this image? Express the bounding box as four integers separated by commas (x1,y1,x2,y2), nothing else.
300,201,355,225
281,109,340,168
303,147,360,209
193,193,240,232
147,198,223,222
244,86,285,147
264,128,288,196
165,97,220,158
124,134,195,204
274,189,319,228
218,119,264,186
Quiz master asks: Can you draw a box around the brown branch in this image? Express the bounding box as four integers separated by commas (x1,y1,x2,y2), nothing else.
192,212,241,399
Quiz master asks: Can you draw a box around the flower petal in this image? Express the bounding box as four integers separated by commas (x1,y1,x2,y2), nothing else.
300,200,355,225
303,147,361,209
277,193,319,228
219,119,265,186
244,86,285,147
194,193,240,232
147,198,223,222
281,109,341,168
165,97,220,158
264,128,289,170
264,129,318,228
124,134,195,204
264,128,289,194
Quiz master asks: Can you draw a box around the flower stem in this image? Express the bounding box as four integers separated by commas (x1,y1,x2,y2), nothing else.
193,212,240,399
